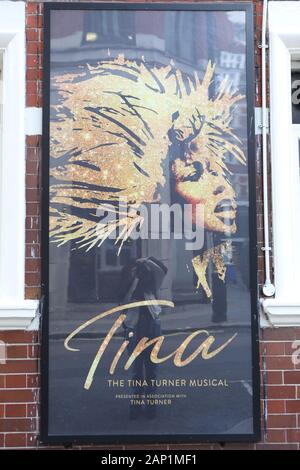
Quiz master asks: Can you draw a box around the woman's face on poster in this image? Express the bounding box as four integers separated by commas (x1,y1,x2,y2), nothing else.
171,132,237,234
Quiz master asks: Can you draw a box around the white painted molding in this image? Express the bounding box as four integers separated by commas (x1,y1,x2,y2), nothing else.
0,2,39,330
0,300,39,330
261,2,300,327
25,107,42,135
262,299,300,327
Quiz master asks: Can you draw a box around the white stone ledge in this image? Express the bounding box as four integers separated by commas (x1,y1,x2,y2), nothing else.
261,299,300,327
0,300,39,330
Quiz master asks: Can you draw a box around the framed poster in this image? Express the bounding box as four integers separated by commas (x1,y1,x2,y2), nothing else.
41,2,260,443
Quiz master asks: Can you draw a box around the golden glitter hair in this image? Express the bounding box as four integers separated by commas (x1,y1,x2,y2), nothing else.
49,55,245,252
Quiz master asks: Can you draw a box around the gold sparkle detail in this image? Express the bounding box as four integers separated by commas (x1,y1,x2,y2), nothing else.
50,55,245,250
192,241,232,298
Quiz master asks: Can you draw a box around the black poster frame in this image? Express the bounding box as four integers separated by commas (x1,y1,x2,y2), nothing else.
41,2,260,445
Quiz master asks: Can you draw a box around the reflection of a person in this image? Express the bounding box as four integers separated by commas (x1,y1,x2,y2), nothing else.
211,233,228,323
119,257,167,420
168,124,236,321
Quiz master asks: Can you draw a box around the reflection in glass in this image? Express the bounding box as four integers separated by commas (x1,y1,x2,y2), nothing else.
47,8,254,438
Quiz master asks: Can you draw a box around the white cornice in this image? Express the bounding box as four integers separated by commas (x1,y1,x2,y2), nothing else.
261,299,300,327
0,301,39,330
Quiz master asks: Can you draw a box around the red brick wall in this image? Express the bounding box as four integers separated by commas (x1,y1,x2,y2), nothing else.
0,331,40,448
25,0,42,301
0,0,299,450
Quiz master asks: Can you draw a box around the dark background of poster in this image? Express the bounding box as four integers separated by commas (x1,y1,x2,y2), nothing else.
43,4,258,442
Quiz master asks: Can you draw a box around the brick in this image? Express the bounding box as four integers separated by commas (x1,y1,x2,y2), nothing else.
257,256,265,271
37,15,43,29
27,43,39,55
265,342,285,356
25,230,40,245
25,273,41,287
286,400,300,413
1,418,33,433
25,258,41,273
5,433,26,448
26,15,37,29
26,147,39,161
255,3,264,15
0,360,37,378
26,135,39,147
266,400,285,414
27,340,39,357
26,216,40,230
26,372,39,387
0,331,38,344
5,404,27,418
285,341,300,356
256,443,298,450
26,85,38,101
267,414,297,429
5,375,27,389
0,389,35,403
26,161,39,175
284,371,300,385
0,376,5,388
26,68,38,81
26,174,39,188
27,94,38,107
7,346,28,360
25,286,41,300
0,404,4,418
265,429,286,443
266,356,295,370
26,244,40,259
286,429,300,443
266,371,283,385
27,433,39,448
27,3,38,15
26,29,39,42
38,42,43,55
27,55,38,69
27,404,38,418
263,329,299,342
267,386,296,399
26,203,40,216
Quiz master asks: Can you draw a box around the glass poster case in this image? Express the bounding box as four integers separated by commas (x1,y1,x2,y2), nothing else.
41,2,260,443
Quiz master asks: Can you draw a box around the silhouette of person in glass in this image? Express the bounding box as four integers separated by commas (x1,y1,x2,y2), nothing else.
119,257,168,420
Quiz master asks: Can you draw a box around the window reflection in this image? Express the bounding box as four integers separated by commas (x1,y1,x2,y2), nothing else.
83,11,136,46
48,8,254,437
